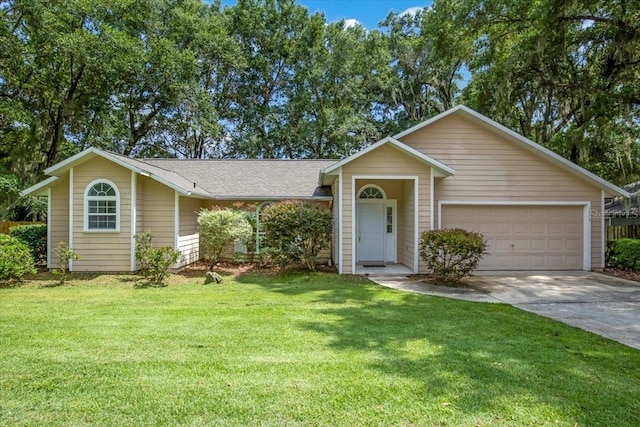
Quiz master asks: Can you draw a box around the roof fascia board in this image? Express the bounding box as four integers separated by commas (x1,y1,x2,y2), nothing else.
19,176,59,196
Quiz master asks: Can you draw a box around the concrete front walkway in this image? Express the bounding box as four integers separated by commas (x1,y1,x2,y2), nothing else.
369,272,640,350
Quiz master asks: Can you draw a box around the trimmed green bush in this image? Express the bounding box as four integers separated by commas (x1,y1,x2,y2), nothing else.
0,234,36,285
607,238,640,270
419,228,487,284
261,201,332,271
10,224,47,265
198,208,253,265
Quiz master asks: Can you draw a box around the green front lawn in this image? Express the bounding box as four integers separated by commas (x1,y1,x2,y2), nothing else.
1,271,639,426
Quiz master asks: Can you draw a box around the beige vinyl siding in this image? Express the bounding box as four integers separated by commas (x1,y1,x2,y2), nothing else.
177,197,203,267
136,175,144,235
138,176,175,249
49,176,69,268
341,144,431,274
72,157,131,271
399,114,603,269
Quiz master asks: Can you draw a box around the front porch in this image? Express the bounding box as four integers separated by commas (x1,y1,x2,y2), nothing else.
354,262,414,276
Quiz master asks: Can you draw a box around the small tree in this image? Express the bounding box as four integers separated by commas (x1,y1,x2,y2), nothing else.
54,241,80,285
198,208,253,265
134,231,180,286
419,229,486,284
261,201,332,271
0,234,37,285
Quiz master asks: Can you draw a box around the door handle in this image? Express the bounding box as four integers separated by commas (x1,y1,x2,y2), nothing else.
358,231,361,242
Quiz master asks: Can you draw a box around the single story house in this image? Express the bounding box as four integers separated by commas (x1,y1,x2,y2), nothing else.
22,105,629,274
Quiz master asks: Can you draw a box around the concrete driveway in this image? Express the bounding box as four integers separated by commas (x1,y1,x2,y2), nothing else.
370,272,640,350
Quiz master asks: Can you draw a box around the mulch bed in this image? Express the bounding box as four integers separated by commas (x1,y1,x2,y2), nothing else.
178,261,337,280
601,268,640,283
407,273,471,288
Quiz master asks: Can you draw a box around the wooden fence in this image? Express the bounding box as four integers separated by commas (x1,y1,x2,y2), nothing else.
0,221,41,235
606,224,640,241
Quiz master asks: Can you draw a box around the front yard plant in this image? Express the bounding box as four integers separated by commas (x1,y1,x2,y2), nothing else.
607,238,640,270
261,200,332,271
198,208,253,265
9,223,47,265
419,228,486,283
53,241,80,285
0,233,36,285
134,231,180,286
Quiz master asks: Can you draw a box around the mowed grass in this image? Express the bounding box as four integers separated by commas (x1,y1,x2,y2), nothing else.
1,271,639,426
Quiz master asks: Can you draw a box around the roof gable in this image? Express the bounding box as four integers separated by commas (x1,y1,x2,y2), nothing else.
320,136,455,184
393,105,629,198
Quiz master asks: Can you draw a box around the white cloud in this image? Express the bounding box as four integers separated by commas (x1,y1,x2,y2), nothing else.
400,6,425,17
343,18,361,29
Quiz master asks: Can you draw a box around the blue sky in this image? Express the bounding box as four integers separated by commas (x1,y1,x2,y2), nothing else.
221,1,433,29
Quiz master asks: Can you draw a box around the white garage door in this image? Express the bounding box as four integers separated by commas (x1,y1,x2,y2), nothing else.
441,205,584,270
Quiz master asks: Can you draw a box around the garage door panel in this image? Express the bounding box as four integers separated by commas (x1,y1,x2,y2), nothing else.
441,205,584,271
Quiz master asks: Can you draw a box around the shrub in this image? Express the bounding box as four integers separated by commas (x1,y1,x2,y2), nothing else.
10,224,47,265
142,246,180,286
419,228,487,284
54,241,80,285
134,232,180,286
261,201,332,271
607,238,640,271
0,234,36,285
198,208,253,265
134,231,154,273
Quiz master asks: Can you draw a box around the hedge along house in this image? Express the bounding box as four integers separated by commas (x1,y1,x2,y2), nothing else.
22,105,629,274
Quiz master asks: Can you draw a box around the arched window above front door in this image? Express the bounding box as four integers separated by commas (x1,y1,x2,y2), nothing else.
358,185,386,199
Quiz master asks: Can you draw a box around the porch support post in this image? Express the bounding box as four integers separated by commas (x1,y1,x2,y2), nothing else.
351,175,356,275
430,168,435,230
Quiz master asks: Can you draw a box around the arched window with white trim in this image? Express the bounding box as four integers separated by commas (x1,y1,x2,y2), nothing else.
358,185,386,199
84,179,120,231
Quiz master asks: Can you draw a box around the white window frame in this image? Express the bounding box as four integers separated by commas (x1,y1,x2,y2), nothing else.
84,179,120,232
255,201,273,254
357,184,386,199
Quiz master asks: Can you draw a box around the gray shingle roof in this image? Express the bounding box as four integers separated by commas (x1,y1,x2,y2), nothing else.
121,156,336,199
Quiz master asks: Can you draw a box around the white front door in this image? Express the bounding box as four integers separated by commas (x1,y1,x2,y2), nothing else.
357,203,385,261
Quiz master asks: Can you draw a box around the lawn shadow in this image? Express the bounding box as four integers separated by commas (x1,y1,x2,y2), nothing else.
235,270,381,302
306,293,640,424
247,271,640,425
